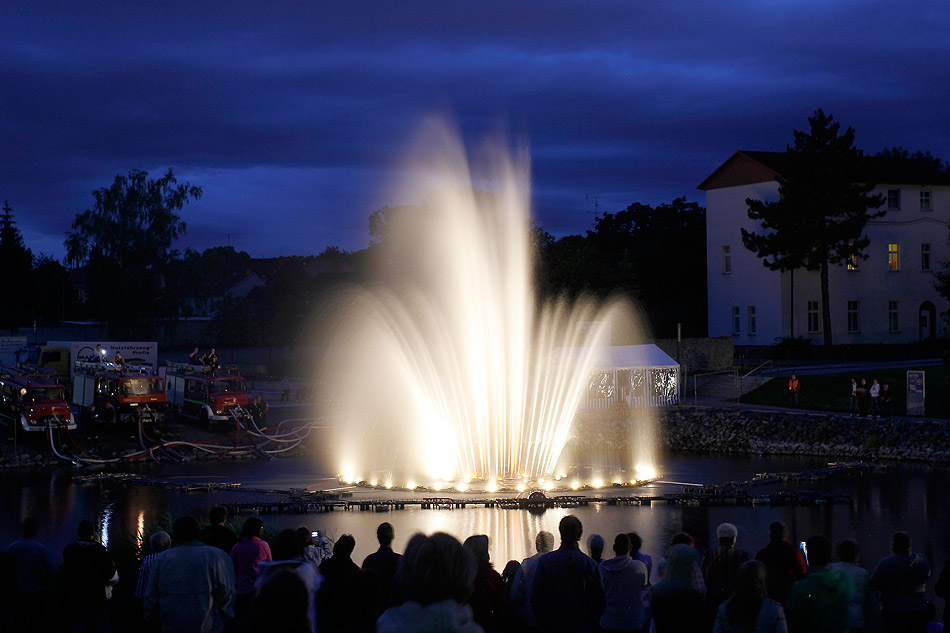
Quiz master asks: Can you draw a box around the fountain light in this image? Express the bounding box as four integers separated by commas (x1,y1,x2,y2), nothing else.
592,478,604,489
487,480,498,493
542,481,554,491
571,480,580,490
458,482,468,492
636,464,657,480
384,481,393,489
517,483,526,492
407,480,416,490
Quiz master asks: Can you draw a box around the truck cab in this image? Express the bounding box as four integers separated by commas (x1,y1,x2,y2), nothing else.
163,361,249,430
0,365,76,431
73,360,166,425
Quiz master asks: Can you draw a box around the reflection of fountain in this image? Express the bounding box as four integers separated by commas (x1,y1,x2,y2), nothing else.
319,121,657,490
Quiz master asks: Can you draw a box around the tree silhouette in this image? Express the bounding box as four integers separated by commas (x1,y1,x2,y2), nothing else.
742,110,884,346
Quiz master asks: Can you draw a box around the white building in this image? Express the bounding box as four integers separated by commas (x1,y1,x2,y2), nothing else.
700,151,950,345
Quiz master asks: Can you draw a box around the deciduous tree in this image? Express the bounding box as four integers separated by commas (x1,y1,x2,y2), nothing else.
65,168,201,337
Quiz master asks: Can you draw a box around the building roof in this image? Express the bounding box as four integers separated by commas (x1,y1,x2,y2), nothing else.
550,344,679,370
699,150,950,191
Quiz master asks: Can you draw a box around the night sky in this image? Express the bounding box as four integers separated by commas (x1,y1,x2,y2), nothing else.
4,1,950,259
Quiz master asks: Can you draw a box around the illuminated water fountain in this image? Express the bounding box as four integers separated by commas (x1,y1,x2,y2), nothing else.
318,122,659,492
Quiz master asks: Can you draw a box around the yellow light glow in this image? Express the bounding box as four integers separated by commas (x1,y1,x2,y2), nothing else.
487,480,498,493
636,464,657,480
542,482,554,491
538,478,545,486
571,480,580,490
433,483,442,491
592,478,604,488
517,483,526,492
407,480,416,489
370,479,378,486
384,481,393,489
458,482,469,492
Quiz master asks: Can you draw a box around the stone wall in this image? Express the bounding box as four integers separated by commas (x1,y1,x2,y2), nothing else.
660,407,950,462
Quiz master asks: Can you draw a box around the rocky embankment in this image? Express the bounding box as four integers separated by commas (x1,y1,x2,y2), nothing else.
661,408,950,462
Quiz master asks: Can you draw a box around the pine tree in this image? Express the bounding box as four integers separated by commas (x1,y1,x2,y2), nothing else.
741,110,885,346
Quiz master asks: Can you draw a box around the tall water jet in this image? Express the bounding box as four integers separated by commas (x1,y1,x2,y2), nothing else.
318,120,658,489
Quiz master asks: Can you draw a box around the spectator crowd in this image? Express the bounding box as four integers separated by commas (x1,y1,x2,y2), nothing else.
2,508,947,633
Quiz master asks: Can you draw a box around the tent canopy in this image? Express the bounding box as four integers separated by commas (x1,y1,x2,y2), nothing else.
551,344,679,370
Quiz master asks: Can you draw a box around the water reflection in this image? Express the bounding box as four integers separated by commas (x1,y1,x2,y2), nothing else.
0,455,947,597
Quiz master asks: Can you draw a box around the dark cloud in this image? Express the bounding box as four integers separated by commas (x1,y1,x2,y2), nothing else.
2,0,950,257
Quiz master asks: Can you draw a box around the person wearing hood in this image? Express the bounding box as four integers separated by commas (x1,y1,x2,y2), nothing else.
599,533,648,633
784,535,854,633
463,534,515,633
869,531,930,633
377,532,483,633
713,560,787,633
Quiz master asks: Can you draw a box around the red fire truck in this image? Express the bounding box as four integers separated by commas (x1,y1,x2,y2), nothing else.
163,361,250,430
0,365,76,431
72,360,166,426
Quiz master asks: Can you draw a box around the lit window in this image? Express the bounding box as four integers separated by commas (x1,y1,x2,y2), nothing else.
888,243,900,271
747,305,756,335
887,189,901,210
888,300,899,332
921,191,932,211
922,244,932,272
722,245,732,274
807,301,820,333
847,300,860,333
846,242,859,270
731,306,740,335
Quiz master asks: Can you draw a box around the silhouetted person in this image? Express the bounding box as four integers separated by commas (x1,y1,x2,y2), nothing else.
201,506,238,554
318,534,367,633
144,516,235,633
755,521,807,604
188,347,201,365
657,532,703,590
501,560,521,591
785,535,853,633
0,550,21,632
4,517,56,633
870,531,930,633
703,523,750,622
251,569,311,633
650,544,706,633
714,560,788,633
362,522,402,615
134,531,171,616
599,533,648,633
628,532,653,583
830,539,878,633
511,530,555,630
230,517,272,619
61,519,117,633
531,515,605,633
255,529,319,633
588,534,605,564
376,532,480,633
463,534,514,633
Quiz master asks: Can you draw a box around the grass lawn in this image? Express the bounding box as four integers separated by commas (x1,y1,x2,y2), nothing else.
740,366,950,418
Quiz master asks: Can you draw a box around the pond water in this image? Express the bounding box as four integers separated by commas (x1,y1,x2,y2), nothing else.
2,450,948,596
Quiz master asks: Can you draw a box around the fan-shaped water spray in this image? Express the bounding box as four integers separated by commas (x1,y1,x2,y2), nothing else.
318,122,658,490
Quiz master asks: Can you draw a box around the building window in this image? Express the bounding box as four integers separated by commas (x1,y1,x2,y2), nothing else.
922,243,932,271
722,245,732,274
807,301,820,333
888,243,900,271
921,190,932,211
846,242,859,270
847,300,860,333
747,305,756,335
731,306,740,335
887,189,901,210
888,300,899,332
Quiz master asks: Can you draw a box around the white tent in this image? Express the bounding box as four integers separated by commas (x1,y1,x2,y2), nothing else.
552,344,680,409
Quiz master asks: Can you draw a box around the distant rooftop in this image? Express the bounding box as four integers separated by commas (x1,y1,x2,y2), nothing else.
699,150,950,190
